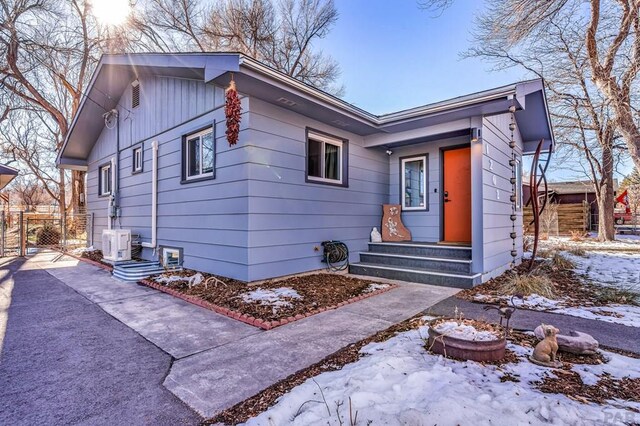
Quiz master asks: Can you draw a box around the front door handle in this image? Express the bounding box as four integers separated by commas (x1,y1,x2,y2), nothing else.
444,191,451,203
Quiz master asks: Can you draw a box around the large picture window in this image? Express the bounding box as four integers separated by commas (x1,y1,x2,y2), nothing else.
99,163,112,196
182,127,215,182
307,130,345,185
401,155,427,210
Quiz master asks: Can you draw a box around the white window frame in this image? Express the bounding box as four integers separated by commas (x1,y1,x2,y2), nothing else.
185,128,214,180
401,155,427,211
133,147,143,172
307,132,343,185
99,163,111,196
515,159,522,210
162,247,182,268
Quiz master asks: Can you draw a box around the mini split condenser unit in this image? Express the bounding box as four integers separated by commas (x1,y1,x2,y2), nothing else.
102,229,132,262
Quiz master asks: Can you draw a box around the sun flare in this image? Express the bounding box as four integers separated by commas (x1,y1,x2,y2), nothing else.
91,0,131,26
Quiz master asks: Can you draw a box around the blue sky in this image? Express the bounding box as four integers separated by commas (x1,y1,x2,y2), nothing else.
316,0,634,181
316,0,527,114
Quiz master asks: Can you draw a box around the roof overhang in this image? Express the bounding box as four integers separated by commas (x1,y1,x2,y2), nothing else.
0,164,19,191
58,53,555,168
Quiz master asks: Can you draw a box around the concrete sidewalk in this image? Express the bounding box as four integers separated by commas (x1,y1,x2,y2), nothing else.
0,256,200,425
31,251,457,418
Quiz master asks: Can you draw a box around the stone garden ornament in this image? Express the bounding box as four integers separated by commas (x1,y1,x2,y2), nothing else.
370,227,382,243
534,325,599,355
530,323,562,368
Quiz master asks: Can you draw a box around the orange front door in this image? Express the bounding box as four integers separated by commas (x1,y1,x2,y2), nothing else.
443,146,471,243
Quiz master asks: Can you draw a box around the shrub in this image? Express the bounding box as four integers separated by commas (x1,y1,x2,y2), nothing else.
551,252,575,270
499,272,555,299
566,246,587,257
569,230,586,241
594,286,640,306
36,223,61,245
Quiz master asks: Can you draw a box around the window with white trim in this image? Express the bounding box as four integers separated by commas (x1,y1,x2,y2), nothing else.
184,128,214,180
132,146,143,173
307,131,344,184
161,247,182,268
515,159,522,210
401,155,427,210
99,163,112,196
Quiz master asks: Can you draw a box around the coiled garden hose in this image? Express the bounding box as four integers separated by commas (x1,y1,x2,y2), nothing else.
321,240,349,272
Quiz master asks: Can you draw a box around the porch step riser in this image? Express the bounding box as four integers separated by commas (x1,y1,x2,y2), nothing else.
349,264,477,289
359,253,471,273
368,243,471,260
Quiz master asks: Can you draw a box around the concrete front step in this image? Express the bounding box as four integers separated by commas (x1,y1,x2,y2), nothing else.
368,242,471,260
359,252,472,273
349,262,480,288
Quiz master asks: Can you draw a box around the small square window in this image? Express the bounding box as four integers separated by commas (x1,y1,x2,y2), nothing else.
306,131,346,185
132,146,143,173
401,155,427,210
161,246,183,268
99,163,112,196
183,127,215,182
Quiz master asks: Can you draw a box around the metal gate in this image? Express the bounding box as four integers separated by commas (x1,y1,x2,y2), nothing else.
26,217,63,252
0,211,93,257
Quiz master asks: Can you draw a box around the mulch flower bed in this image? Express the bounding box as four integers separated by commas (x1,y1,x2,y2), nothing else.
140,270,397,330
458,259,615,308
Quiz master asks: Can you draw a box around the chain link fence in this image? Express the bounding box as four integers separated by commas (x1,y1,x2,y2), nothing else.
0,210,93,257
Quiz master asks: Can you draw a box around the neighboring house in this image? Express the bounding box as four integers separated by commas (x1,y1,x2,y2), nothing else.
523,179,619,231
57,53,554,288
0,164,18,192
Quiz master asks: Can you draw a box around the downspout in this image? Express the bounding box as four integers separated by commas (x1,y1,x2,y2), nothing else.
141,140,158,249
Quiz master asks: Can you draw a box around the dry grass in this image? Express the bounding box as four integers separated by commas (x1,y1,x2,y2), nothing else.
551,252,575,270
499,272,555,299
594,286,640,306
569,230,587,241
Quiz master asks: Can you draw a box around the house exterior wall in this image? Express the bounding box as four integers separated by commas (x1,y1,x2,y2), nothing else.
481,113,524,280
387,136,470,242
87,76,253,281
244,98,389,281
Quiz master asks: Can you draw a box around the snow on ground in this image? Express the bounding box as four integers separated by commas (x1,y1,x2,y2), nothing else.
241,287,302,312
474,292,640,328
69,246,95,255
155,274,191,285
433,320,501,342
242,324,640,426
563,251,640,293
363,283,390,293
540,235,640,251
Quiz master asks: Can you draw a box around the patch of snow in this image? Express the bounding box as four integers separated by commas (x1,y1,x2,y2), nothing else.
241,287,302,312
363,283,390,293
542,235,640,250
433,321,501,342
155,274,189,285
551,304,640,328
242,325,640,425
70,246,95,255
563,251,640,294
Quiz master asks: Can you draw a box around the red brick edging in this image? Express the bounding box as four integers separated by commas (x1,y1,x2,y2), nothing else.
138,278,399,330
62,251,114,271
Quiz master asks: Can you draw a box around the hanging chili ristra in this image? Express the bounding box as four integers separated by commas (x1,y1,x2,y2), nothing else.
225,76,241,146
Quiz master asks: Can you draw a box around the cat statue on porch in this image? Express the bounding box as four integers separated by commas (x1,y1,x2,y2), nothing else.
530,323,561,367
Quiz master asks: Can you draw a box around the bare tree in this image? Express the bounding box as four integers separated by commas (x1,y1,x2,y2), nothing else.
11,175,51,211
420,0,638,240
0,0,129,217
422,0,640,170
134,0,343,95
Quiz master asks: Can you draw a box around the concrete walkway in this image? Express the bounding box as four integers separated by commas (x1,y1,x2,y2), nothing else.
428,297,640,354
28,252,457,418
0,256,200,425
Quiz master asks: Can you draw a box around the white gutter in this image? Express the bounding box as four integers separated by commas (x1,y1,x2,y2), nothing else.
141,140,158,249
107,157,116,230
